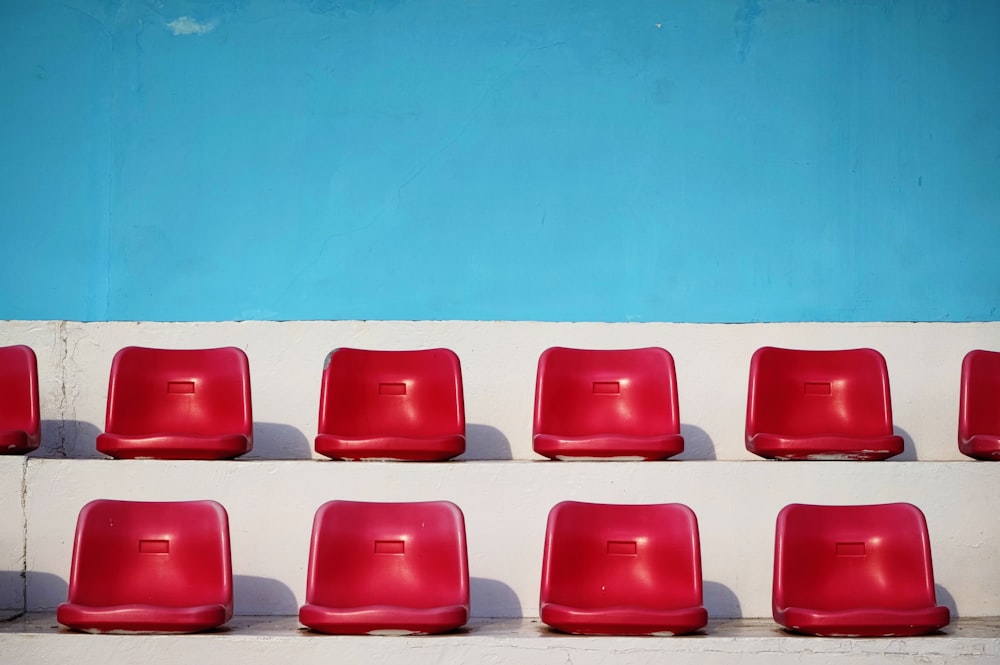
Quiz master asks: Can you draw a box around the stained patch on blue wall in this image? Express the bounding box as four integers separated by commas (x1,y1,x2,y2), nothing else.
1,0,998,322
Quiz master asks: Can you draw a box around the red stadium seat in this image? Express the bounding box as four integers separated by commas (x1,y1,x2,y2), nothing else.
540,501,707,636
959,349,1000,460
745,347,903,460
0,345,40,455
772,503,949,637
299,500,470,635
57,499,233,633
532,347,684,460
315,348,465,461
96,346,252,460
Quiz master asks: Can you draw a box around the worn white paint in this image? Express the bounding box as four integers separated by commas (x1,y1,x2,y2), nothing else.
1,320,997,461
166,16,218,36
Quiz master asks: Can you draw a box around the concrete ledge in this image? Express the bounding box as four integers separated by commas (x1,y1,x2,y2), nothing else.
2,615,999,664
12,459,1000,618
4,319,1000,462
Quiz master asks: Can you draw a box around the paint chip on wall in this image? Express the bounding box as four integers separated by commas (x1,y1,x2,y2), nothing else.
166,16,218,36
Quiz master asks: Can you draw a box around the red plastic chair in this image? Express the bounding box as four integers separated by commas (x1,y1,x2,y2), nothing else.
772,503,950,637
0,345,40,455
532,347,684,460
96,346,253,460
315,348,465,461
57,499,233,633
959,349,1000,460
299,500,470,635
745,347,903,460
540,501,708,636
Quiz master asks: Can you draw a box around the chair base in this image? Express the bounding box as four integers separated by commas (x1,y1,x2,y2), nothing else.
298,603,469,635
314,435,465,461
56,603,231,634
96,434,251,460
541,603,708,636
0,429,39,455
533,434,685,461
960,435,1000,460
774,605,951,637
746,434,903,460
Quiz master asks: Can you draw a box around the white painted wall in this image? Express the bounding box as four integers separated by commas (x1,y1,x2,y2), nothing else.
2,320,998,461
0,459,24,611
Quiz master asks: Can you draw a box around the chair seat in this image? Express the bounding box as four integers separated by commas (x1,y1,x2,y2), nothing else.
298,603,469,635
0,345,40,456
0,429,32,455
96,433,251,460
57,602,231,634
533,434,685,461
776,605,950,637
960,434,1000,460
541,603,708,636
747,433,903,460
314,434,465,461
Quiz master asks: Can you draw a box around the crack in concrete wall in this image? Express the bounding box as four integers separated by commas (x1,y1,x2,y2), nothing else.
16,457,27,618
52,321,69,458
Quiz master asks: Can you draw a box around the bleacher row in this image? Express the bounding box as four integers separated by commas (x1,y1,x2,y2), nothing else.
3,344,1000,461
1,340,999,650
50,497,949,638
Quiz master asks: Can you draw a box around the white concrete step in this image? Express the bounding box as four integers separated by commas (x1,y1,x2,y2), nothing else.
6,319,1000,462
4,458,999,618
2,615,999,665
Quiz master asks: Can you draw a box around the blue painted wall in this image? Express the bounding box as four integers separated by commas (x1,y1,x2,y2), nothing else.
2,0,998,322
